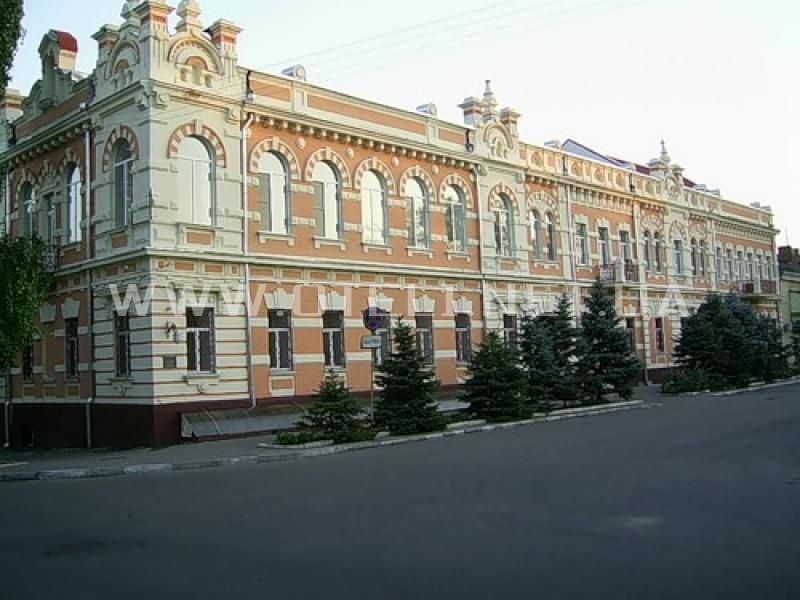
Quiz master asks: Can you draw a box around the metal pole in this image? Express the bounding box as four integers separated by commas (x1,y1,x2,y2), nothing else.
370,349,375,424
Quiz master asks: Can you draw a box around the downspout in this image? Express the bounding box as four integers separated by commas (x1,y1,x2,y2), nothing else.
83,118,94,448
3,167,11,447
472,163,489,339
241,110,256,409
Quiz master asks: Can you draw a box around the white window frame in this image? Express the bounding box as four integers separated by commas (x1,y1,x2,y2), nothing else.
268,309,294,371
113,142,134,229
361,170,387,245
445,185,467,253
455,313,472,364
322,310,346,368
176,136,216,227
66,165,82,243
576,222,589,265
598,226,611,266
493,196,513,257
186,307,216,374
415,313,435,365
257,151,290,235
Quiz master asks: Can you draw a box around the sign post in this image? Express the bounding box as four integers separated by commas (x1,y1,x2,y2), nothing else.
362,307,389,424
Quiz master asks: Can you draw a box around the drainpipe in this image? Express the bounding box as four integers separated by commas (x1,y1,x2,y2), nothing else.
3,166,10,447
241,110,256,409
82,119,95,448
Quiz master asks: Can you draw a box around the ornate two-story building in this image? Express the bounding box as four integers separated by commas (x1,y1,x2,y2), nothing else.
0,0,779,447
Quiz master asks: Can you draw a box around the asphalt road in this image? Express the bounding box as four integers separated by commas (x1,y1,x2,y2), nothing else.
1,386,799,600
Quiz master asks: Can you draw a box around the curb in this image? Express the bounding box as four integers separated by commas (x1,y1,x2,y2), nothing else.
0,400,654,484
712,378,800,397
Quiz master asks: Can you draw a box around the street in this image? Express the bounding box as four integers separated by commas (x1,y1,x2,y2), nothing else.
1,386,799,599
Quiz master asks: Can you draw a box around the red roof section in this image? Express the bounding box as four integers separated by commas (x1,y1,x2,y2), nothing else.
54,31,78,53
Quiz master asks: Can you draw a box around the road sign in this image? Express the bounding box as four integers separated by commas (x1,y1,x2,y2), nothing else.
362,306,389,332
361,335,383,350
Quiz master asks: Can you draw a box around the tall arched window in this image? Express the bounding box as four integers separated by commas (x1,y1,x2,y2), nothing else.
494,194,513,257
690,238,698,276
312,161,341,240
444,185,466,252
21,182,35,238
699,240,707,277
546,212,557,261
406,178,429,248
643,230,652,270
66,164,82,243
113,140,134,228
654,232,663,272
257,151,290,234
361,170,387,244
529,210,542,259
176,136,215,226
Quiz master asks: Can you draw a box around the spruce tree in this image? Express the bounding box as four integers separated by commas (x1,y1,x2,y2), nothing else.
519,312,557,413
374,319,444,435
465,331,528,422
299,370,367,443
578,279,641,404
538,293,579,408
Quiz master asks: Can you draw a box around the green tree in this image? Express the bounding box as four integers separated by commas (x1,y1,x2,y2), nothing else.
0,235,51,373
298,370,368,443
0,0,24,90
578,279,641,404
374,318,444,435
465,330,528,422
538,293,579,408
518,312,557,413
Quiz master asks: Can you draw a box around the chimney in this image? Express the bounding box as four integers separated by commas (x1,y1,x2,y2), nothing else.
207,19,243,52
458,96,485,127
499,107,520,137
416,103,437,117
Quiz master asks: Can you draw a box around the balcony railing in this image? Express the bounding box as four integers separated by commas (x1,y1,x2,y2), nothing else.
760,280,777,295
594,264,616,283
739,281,755,294
623,262,639,283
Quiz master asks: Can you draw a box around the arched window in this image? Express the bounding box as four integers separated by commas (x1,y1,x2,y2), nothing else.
361,170,387,244
643,230,652,270
406,178,429,248
546,212,557,261
176,136,215,226
654,232,663,272
113,140,134,228
690,238,698,276
256,151,290,234
673,238,684,274
66,164,82,243
21,182,35,238
444,185,466,252
494,194,513,257
529,210,542,259
312,161,341,240
699,240,707,276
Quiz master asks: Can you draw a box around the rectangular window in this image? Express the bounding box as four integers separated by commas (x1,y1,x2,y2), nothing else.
415,314,435,365
455,313,472,364
625,317,636,352
268,309,293,371
736,251,743,280
115,313,131,377
22,344,34,382
446,197,467,252
114,159,133,228
576,223,589,265
259,172,289,234
408,196,429,249
503,314,518,349
715,247,723,280
726,249,734,281
673,240,684,274
747,252,754,280
322,310,346,368
620,230,632,263
65,318,79,380
187,307,215,373
654,317,665,353
43,193,56,244
598,227,611,266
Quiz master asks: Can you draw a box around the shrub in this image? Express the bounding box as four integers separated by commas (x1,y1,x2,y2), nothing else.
298,370,367,443
465,331,529,422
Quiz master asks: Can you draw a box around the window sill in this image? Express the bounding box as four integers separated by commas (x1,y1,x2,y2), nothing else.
361,242,392,255
313,236,346,251
183,372,220,394
269,370,295,376
61,241,82,253
257,230,296,246
109,376,134,384
407,247,433,259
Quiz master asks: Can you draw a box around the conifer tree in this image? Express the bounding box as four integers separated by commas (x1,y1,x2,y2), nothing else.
374,319,444,435
465,331,528,422
519,312,557,413
538,293,579,408
299,370,367,443
578,279,641,404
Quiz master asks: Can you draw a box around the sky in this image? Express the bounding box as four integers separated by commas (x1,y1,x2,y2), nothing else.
8,0,800,245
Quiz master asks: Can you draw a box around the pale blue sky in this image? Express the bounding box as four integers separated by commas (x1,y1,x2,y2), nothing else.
9,0,800,244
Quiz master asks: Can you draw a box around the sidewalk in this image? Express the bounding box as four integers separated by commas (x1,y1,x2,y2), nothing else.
0,387,660,483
